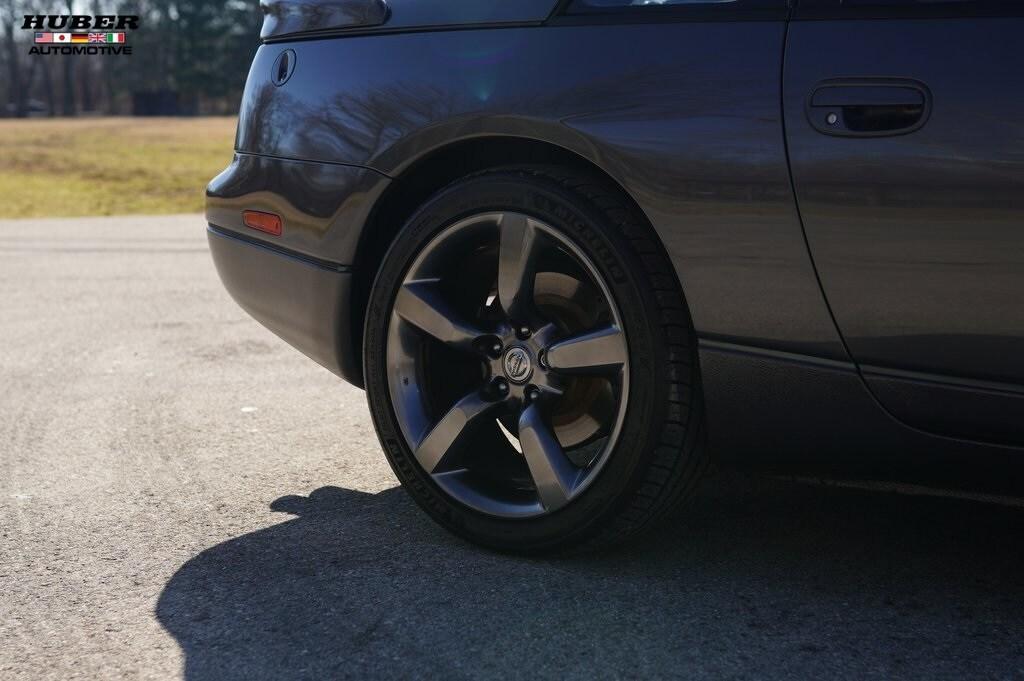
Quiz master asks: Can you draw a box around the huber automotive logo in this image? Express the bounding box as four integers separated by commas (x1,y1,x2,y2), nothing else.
22,14,138,56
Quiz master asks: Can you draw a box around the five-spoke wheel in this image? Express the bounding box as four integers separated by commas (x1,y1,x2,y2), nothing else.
386,212,629,517
364,168,704,552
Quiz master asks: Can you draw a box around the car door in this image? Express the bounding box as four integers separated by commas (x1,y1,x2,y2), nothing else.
784,0,1024,445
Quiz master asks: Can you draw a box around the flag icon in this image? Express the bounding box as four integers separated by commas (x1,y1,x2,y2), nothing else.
87,32,126,43
34,31,126,46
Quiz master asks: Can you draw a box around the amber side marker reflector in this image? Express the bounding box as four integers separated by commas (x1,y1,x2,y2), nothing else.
242,210,283,236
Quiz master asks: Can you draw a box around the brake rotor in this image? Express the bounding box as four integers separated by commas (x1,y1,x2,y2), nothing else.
532,271,616,449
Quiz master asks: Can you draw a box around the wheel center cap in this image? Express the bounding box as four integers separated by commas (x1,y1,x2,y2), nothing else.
502,346,533,384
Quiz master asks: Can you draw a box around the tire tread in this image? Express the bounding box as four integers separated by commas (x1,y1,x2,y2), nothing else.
485,166,709,553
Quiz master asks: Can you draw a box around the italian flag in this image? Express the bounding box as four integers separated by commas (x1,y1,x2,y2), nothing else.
106,33,126,43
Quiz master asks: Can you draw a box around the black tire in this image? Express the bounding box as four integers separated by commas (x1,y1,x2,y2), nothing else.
363,166,707,553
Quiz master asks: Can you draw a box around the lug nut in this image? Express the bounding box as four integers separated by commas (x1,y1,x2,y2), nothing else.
526,386,540,402
517,326,531,340
494,378,510,396
491,342,502,356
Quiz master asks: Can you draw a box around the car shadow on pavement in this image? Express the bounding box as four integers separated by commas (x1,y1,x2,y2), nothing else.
156,472,1024,679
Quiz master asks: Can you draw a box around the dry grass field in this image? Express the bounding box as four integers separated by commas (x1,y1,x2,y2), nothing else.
0,117,236,218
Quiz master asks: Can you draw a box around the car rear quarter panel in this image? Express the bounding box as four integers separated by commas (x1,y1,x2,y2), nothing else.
234,22,846,359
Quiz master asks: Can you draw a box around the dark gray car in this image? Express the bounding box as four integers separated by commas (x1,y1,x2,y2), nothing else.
207,0,1024,552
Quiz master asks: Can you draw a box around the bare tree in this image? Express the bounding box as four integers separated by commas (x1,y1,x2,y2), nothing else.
2,0,27,116
59,0,76,115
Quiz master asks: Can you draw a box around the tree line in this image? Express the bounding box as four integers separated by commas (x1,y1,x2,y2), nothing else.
0,0,262,117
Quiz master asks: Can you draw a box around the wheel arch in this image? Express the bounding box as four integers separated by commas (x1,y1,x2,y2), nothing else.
347,134,676,388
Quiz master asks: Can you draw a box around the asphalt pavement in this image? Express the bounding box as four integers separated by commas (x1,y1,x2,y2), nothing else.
1,215,1022,680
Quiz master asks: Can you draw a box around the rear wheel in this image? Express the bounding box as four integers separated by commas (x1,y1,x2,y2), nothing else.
364,167,706,552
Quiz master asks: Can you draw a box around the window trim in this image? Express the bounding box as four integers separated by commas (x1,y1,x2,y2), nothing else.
551,0,790,23
793,0,1024,21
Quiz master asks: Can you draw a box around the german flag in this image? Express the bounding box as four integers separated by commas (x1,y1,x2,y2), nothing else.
70,33,89,43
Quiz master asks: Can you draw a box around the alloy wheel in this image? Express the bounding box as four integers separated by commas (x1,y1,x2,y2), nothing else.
385,211,630,518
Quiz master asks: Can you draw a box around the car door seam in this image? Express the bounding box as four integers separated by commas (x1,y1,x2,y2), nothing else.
778,17,856,367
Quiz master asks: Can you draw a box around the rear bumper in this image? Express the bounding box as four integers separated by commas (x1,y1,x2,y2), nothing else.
205,153,390,387
207,225,362,386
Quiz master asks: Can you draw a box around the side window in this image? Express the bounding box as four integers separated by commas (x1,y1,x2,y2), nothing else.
795,0,1017,17
565,0,783,13
572,0,738,6
841,0,975,4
